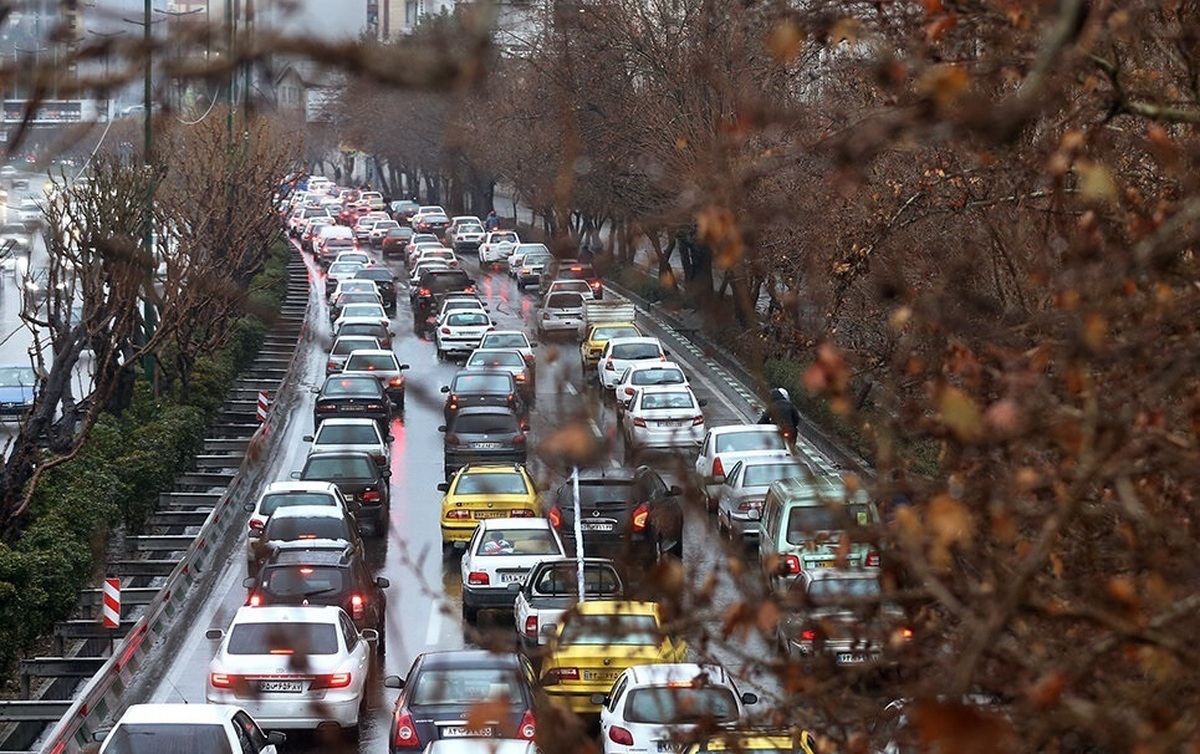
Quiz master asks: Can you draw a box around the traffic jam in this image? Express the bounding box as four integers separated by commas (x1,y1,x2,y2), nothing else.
99,175,908,754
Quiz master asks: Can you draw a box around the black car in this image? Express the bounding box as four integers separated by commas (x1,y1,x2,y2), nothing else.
439,406,527,480
243,540,391,655
413,269,475,319
250,505,363,569
294,450,392,536
313,374,391,428
355,267,398,311
335,320,393,349
414,212,451,238
382,227,416,258
542,259,603,299
391,200,420,226
385,650,541,753
441,370,525,422
546,466,683,566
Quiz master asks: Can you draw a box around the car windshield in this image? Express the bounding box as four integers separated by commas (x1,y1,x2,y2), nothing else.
321,378,379,397
264,516,352,541
640,391,694,410
805,576,882,601
263,566,348,597
258,492,337,517
452,414,520,434
623,686,740,724
226,622,339,655
455,472,529,495
103,724,234,754
468,351,524,368
303,455,377,479
345,354,398,371
481,334,527,349
785,503,871,543
452,374,512,393
409,668,523,706
535,565,621,596
331,338,379,356
0,366,36,387
559,614,660,645
631,368,684,386
612,343,662,360
715,430,786,454
473,529,560,556
742,462,807,487
547,293,584,309
315,424,380,445
448,312,490,326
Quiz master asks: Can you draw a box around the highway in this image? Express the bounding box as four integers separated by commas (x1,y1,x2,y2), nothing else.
134,237,838,751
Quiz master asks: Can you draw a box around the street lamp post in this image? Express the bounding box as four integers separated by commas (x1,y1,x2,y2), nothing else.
85,30,126,120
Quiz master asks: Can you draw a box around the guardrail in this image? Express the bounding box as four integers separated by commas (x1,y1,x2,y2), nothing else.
37,252,312,754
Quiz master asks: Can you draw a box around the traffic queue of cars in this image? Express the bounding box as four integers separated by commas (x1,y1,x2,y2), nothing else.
99,176,893,752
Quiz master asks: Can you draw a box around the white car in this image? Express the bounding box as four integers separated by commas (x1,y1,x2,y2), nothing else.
538,290,588,338
596,336,668,390
463,348,535,396
544,279,596,299
304,417,392,469
414,247,459,269
341,348,410,406
450,221,486,252
714,456,811,541
512,557,624,647
434,309,495,358
597,663,757,754
406,240,447,267
333,303,390,332
435,294,489,320
614,362,689,414
97,703,284,754
206,605,375,733
507,243,549,276
479,230,520,265
478,330,537,365
332,251,373,267
326,334,382,375
622,384,706,457
460,517,564,623
693,424,793,511
243,481,352,569
368,219,400,246
324,261,367,296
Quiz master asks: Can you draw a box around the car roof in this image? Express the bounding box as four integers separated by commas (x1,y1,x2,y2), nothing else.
635,385,695,396
305,449,379,461
457,463,526,475
261,480,341,495
708,424,780,436
476,516,553,532
115,703,240,725
453,406,519,417
266,505,351,520
575,600,659,617
469,348,524,359
608,336,661,347
573,467,638,482
417,649,523,670
452,369,514,384
345,349,397,359
322,373,382,386
625,663,732,687
231,604,342,625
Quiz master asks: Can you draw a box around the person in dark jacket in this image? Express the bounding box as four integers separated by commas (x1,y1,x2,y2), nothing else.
485,210,500,231
758,387,801,444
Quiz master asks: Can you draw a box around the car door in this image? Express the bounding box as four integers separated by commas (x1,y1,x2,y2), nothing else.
340,611,370,689
599,672,631,738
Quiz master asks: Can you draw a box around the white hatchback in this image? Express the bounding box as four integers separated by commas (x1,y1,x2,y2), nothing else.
205,605,375,733
614,362,689,415
596,337,667,390
97,703,284,754
435,309,495,358
622,385,706,456
597,663,758,754
460,517,564,624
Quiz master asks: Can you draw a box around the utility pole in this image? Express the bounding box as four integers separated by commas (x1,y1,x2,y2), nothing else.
142,0,157,383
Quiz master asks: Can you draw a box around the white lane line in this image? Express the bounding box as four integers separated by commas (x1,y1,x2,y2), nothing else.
425,603,445,645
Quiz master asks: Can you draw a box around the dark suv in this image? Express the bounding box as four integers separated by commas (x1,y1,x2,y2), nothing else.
542,259,603,299
547,466,683,565
441,370,526,422
354,268,398,312
413,269,475,319
293,450,391,537
243,541,391,655
438,406,527,480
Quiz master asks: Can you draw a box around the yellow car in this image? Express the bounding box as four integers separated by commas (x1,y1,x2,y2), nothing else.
540,600,686,714
580,322,643,373
685,731,818,754
439,464,539,550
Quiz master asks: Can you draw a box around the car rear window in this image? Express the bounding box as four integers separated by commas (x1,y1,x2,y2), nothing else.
410,668,523,706
559,614,659,645
424,271,472,291
612,343,662,360
452,373,513,393
226,622,339,655
535,565,621,596
448,312,490,326
490,232,519,243
481,334,527,349
575,481,635,505
473,529,560,556
321,377,380,397
331,337,379,356
315,424,380,445
104,724,234,754
326,238,355,249
303,455,377,479
624,687,740,724
258,492,337,517
263,566,348,598
714,430,786,454
341,304,384,318
345,354,397,371
455,472,529,495
264,516,353,542
338,324,387,339
594,326,639,342
640,391,695,410
805,576,881,601
547,293,584,309
742,462,806,488
467,351,524,368
631,368,684,386
785,503,871,543
452,414,520,434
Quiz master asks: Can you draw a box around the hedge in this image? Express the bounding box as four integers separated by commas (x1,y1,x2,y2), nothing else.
0,237,290,682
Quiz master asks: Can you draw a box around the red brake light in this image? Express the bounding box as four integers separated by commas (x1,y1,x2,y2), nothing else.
209,672,235,688
737,500,760,511
589,280,602,289
513,433,526,446
507,394,515,407
546,667,579,684
419,287,431,296
633,417,646,427
605,360,615,371
248,518,265,533
394,712,420,748
446,435,460,446
692,415,705,425
363,490,382,503
388,376,405,387
518,710,536,740
524,616,538,638
446,509,472,520
548,506,562,529
464,286,476,294
311,672,352,690
468,571,490,586
514,373,527,382
441,327,451,334
800,629,817,641
625,387,635,395
351,594,365,621
784,554,801,574
510,509,534,517
609,726,634,746
632,502,649,532
712,457,725,479
248,593,262,607
327,360,339,371
899,627,914,640
866,551,881,567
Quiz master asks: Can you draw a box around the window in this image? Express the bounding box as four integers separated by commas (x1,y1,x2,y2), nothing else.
103,723,234,754
640,391,695,410
263,516,352,542
784,503,871,544
264,566,347,597
258,492,337,517
453,374,513,393
226,622,339,655
559,614,660,646
608,675,629,712
612,343,663,360
315,424,381,445
340,612,359,650
623,686,740,724
715,430,786,454
743,462,807,488
410,668,523,706
451,414,520,434
455,472,529,496
232,712,267,754
304,455,377,479
632,368,684,386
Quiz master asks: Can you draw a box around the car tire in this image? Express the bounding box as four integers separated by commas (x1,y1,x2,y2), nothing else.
462,602,479,624
656,533,683,562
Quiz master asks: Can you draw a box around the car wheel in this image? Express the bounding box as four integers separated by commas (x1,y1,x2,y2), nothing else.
462,602,479,624
376,624,387,657
656,533,683,561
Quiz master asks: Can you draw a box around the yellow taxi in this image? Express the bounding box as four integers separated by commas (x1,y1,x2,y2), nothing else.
685,731,818,754
540,600,686,714
438,464,540,550
580,322,643,373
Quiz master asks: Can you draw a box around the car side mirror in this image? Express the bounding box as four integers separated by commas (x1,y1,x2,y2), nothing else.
377,577,390,588
289,471,301,479
698,399,708,407
205,628,225,640
310,387,320,394
529,341,539,348
441,386,450,393
385,434,394,442
747,508,763,521
741,692,759,705
437,482,449,492
668,485,683,496
382,469,392,477
399,364,410,370
361,628,379,643
507,581,522,592
266,731,287,746
438,425,447,432
243,502,255,513
384,675,405,689
590,693,608,706
242,577,255,589
93,729,111,743
302,435,313,442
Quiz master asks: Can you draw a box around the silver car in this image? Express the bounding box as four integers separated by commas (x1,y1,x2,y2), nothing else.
714,457,810,541
304,417,392,470
326,334,383,375
538,290,587,338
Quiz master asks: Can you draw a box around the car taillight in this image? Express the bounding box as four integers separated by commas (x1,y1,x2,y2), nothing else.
448,396,459,411
446,434,460,446
209,672,235,688
712,457,725,479
464,286,476,294
510,509,534,517
624,387,635,396
394,712,420,748
738,500,761,511
248,518,265,533
316,403,337,413
800,629,817,641
632,502,649,532
605,360,615,371
518,710,536,740
692,415,705,425
326,360,339,371
633,417,646,427
784,554,801,574
247,593,262,606
363,490,382,503
524,616,539,638
366,403,384,411
513,433,526,445
898,627,914,640
507,394,515,407
441,327,451,334
514,373,527,383
548,506,562,529
419,287,431,296
589,280,602,289
543,667,579,685
351,594,365,621
446,509,471,519
609,726,634,746
866,550,881,567
388,376,405,387
311,672,353,690
468,571,489,585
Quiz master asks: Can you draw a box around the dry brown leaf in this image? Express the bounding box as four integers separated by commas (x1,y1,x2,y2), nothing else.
766,18,805,63
938,386,984,443
928,494,974,568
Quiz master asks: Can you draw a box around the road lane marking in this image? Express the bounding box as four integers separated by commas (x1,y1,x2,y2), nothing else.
425,602,444,645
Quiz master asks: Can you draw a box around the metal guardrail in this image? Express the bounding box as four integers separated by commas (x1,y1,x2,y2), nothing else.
37,253,311,754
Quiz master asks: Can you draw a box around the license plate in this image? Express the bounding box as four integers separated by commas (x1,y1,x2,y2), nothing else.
836,652,871,664
499,571,527,583
443,727,494,738
474,510,505,519
259,680,303,693
580,520,614,532
657,420,685,428
583,670,620,682
472,442,502,449
657,742,683,753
